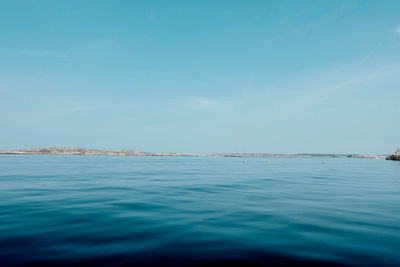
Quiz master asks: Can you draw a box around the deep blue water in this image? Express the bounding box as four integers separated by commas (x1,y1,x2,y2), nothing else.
0,155,399,266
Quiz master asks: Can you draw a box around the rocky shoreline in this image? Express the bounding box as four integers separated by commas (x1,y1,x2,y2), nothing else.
0,147,197,157
386,147,400,161
0,147,390,158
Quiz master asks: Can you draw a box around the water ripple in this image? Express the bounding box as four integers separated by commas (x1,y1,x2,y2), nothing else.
0,155,399,266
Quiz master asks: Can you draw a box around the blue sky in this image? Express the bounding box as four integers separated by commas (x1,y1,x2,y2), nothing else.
1,0,399,154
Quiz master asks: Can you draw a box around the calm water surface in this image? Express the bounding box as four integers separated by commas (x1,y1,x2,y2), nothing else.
0,155,399,266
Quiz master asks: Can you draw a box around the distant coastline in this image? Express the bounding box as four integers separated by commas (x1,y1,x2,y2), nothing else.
0,147,388,158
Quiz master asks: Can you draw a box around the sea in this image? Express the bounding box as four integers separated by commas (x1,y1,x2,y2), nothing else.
0,155,399,266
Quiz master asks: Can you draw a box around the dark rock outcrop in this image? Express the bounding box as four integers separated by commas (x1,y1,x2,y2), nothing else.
386,147,400,161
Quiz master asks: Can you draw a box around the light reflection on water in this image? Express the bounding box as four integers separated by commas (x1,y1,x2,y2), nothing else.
0,155,399,266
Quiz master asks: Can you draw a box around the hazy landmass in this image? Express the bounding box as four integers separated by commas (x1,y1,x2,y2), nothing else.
0,147,389,158
0,147,194,156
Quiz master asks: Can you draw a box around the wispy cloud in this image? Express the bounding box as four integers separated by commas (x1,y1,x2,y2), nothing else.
181,97,237,110
264,2,358,46
21,50,68,58
269,66,400,112
42,104,133,114
180,61,400,116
